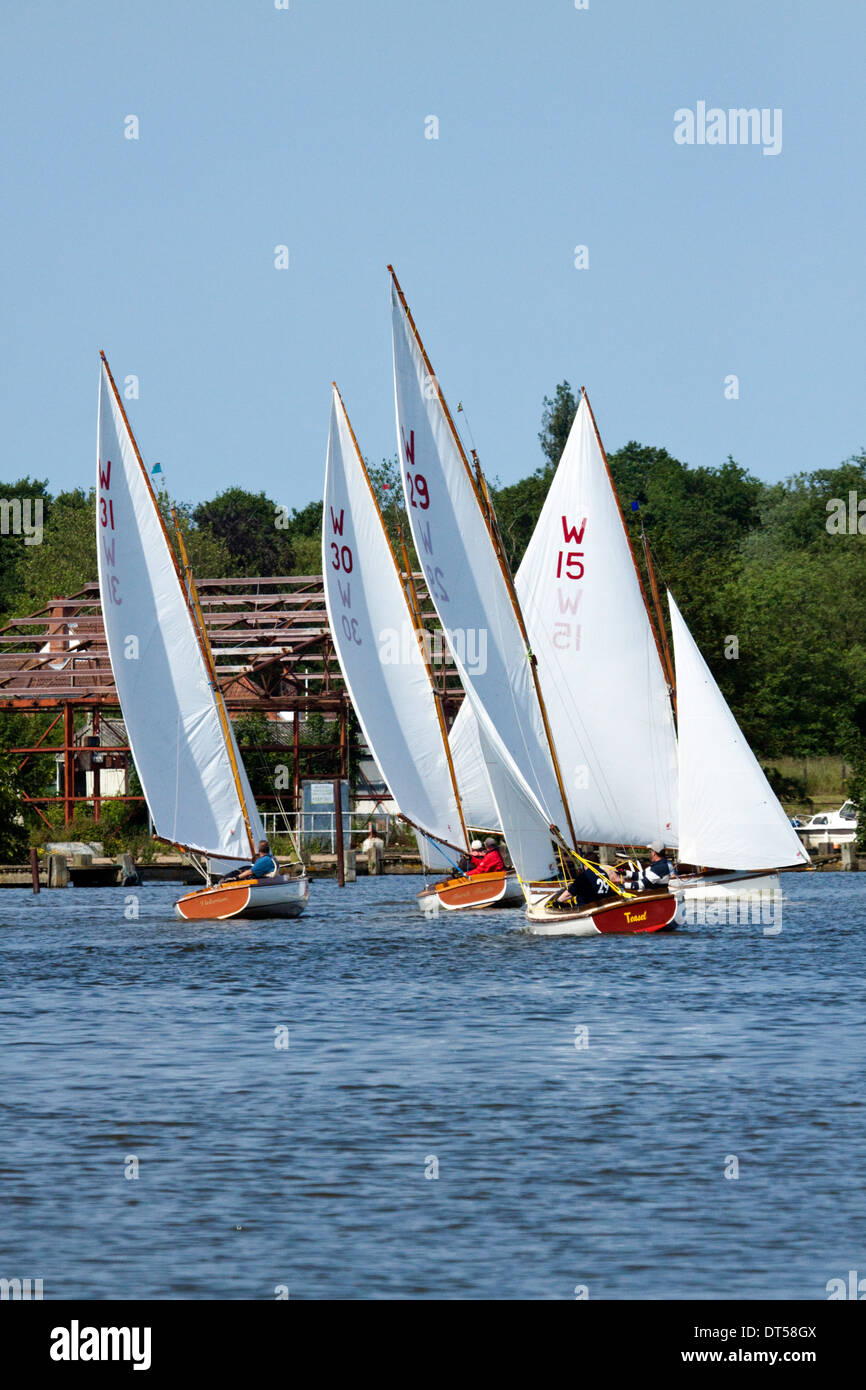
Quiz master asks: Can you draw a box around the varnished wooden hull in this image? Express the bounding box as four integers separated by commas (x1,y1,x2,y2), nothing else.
418,870,523,913
525,890,678,937
174,875,309,921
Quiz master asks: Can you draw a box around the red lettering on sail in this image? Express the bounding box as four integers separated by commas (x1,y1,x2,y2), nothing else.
555,551,584,580
554,622,581,650
329,506,345,536
98,459,112,492
561,516,587,545
556,588,582,615
402,428,415,467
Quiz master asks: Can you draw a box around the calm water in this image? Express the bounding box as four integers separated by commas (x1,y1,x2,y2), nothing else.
1,873,863,1300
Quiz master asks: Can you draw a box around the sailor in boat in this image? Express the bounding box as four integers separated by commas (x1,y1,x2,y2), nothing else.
457,839,484,873
608,841,674,893
466,837,505,876
219,839,279,884
553,857,617,910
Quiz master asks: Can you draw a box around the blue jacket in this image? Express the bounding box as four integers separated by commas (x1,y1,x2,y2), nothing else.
250,853,278,879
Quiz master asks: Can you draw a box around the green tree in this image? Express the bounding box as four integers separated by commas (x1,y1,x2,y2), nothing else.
194,488,295,575
7,488,95,620
0,747,28,858
0,476,52,620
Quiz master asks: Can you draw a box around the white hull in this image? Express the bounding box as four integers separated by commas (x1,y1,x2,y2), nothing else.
670,870,780,900
174,874,309,921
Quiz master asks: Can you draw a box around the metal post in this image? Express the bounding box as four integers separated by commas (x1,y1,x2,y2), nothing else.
30,846,40,894
333,776,345,887
92,708,101,821
292,713,300,817
63,702,74,825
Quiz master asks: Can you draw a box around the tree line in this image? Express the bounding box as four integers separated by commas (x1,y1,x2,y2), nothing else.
3,383,866,852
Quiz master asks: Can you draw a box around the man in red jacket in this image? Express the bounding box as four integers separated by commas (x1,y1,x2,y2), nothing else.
467,837,505,875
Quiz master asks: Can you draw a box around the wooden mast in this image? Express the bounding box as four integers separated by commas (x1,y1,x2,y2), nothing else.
99,351,256,859
331,382,471,853
640,523,677,717
388,265,578,850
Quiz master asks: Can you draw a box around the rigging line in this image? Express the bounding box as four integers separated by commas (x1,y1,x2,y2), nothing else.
412,823,467,878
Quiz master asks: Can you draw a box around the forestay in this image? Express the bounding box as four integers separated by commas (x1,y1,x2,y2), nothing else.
669,592,809,870
97,360,263,860
390,274,570,839
515,395,678,846
323,386,466,851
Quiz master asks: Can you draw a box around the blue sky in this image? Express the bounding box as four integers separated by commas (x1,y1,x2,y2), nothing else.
1,0,863,510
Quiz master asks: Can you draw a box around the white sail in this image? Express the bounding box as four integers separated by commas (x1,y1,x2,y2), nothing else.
515,395,678,846
471,715,559,882
390,274,571,838
323,386,466,852
668,592,809,870
96,359,263,860
447,701,500,831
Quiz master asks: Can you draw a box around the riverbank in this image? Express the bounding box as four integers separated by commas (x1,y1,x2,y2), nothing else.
0,848,427,888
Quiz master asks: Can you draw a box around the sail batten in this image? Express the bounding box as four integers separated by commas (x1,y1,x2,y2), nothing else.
96,357,263,860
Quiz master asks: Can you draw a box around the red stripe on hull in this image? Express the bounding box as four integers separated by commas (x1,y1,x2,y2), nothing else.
590,895,678,934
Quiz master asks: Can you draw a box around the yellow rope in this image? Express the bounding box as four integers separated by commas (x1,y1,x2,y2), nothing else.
554,843,637,902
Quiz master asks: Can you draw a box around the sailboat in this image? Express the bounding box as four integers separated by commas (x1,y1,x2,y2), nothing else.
448,380,809,908
96,353,308,921
389,268,676,935
322,382,522,911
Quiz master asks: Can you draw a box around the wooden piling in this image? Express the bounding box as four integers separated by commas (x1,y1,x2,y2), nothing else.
47,853,69,888
30,847,40,894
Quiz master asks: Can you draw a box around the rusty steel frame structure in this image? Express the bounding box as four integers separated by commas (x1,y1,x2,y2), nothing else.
0,574,465,825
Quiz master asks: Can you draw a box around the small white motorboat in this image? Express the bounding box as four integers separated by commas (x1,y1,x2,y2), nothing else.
796,800,857,848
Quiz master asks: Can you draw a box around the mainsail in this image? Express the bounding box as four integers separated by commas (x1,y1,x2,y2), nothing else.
323,384,468,853
668,592,809,870
514,393,678,845
390,268,571,845
96,355,263,860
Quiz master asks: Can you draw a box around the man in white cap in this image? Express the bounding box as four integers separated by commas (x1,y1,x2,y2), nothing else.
609,841,674,893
